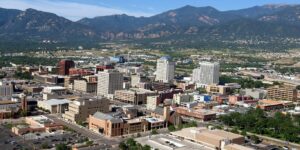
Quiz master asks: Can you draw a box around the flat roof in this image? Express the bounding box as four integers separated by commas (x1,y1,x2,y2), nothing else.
0,100,17,105
44,86,66,90
40,99,70,106
258,99,292,106
171,127,243,141
199,129,243,140
135,134,212,150
224,144,255,150
93,112,123,123
145,117,164,123
126,118,142,124
116,88,155,94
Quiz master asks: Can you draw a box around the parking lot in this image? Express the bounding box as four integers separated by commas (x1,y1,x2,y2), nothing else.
0,124,33,150
0,122,93,150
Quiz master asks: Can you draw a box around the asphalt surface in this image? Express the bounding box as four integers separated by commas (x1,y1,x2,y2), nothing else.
0,124,33,150
46,114,121,147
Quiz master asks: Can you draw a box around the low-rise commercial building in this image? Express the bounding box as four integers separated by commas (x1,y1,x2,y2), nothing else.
42,86,67,100
257,99,293,111
114,88,156,105
0,101,20,119
206,84,231,95
240,88,267,99
89,112,148,137
63,97,109,123
228,95,253,105
37,99,70,113
173,93,192,104
171,127,245,150
12,115,63,135
175,107,216,121
145,117,165,130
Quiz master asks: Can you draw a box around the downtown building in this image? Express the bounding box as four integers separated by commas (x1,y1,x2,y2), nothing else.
267,85,297,101
155,56,175,83
114,88,157,105
63,97,109,123
97,70,123,98
57,59,75,75
192,62,220,86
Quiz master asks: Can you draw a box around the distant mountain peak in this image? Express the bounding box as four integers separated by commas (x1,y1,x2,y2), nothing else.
262,4,295,9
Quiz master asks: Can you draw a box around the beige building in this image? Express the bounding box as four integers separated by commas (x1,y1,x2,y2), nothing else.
89,112,148,137
155,56,175,83
37,99,70,113
12,115,63,135
147,96,160,110
63,97,109,123
114,88,156,105
97,70,123,97
173,93,192,104
73,79,97,94
267,85,297,101
131,74,147,87
206,84,231,95
171,127,245,150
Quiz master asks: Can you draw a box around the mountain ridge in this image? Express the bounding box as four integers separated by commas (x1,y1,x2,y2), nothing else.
1,4,300,51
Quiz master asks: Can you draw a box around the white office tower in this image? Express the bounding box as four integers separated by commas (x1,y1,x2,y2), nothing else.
97,70,123,98
155,56,175,83
192,62,220,85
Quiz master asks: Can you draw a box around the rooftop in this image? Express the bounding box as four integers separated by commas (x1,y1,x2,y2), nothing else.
93,112,123,123
145,117,164,123
224,144,255,150
258,99,292,106
171,127,243,143
136,134,211,150
44,86,66,90
39,99,70,106
0,100,17,105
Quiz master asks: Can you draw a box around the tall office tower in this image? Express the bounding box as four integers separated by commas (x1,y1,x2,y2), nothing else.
192,62,220,85
97,70,123,97
155,56,175,83
58,60,75,75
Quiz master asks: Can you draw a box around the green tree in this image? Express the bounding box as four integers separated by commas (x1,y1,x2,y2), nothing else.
119,141,127,150
168,125,176,132
55,143,71,150
250,135,260,144
143,145,151,150
151,129,158,135
41,142,49,149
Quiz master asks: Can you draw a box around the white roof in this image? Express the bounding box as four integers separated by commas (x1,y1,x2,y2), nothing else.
41,99,70,106
44,86,66,90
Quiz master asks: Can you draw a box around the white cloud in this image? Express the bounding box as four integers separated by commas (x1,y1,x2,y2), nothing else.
0,0,153,21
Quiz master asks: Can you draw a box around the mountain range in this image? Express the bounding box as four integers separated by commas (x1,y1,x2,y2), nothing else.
1,4,300,51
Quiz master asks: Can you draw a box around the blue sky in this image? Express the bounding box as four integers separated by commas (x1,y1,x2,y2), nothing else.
0,0,299,21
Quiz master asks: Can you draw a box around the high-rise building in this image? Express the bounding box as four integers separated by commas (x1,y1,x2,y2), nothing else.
155,56,175,83
97,70,123,97
58,60,75,75
192,62,220,85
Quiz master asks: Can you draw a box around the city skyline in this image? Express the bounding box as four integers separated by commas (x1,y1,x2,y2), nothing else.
0,0,299,21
